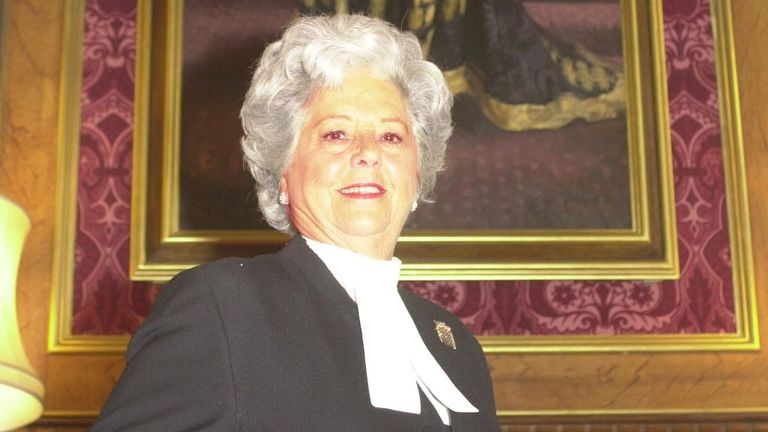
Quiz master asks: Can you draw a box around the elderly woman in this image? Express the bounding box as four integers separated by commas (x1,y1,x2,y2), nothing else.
94,14,499,431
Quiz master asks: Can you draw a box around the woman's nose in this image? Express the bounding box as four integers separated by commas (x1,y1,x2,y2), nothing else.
351,133,381,168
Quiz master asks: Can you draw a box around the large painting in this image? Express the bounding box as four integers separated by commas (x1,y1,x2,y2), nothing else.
179,0,629,231
129,0,679,281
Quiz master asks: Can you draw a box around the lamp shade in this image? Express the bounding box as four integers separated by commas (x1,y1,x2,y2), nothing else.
0,196,44,430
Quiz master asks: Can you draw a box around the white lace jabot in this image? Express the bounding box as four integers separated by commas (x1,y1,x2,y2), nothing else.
303,237,478,425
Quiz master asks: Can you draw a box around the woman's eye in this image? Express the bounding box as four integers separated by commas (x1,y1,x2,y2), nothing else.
321,130,347,142
380,132,403,144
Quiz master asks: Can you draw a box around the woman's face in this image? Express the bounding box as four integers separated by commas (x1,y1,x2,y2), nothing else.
281,69,419,259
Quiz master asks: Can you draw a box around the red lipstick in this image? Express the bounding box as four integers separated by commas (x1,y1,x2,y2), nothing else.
337,183,386,199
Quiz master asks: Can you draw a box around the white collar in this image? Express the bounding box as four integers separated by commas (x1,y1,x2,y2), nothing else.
303,236,477,425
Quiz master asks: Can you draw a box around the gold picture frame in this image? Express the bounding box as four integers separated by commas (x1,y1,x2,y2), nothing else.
48,0,757,355
129,0,679,282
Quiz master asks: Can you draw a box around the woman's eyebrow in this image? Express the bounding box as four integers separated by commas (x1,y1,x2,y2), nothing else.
314,115,407,126
323,114,352,121
380,118,412,133
310,114,351,128
380,118,411,130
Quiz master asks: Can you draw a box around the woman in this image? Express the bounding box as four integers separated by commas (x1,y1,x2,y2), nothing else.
94,14,499,431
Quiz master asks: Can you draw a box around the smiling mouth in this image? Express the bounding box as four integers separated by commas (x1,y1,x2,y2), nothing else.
337,183,386,199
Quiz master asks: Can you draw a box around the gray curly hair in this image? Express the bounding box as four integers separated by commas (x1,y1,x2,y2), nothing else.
240,14,453,233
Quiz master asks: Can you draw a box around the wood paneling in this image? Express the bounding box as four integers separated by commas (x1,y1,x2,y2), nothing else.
0,0,125,426
0,0,765,429
1,0,62,375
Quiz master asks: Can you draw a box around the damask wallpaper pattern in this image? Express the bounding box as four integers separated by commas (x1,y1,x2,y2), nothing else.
72,0,155,334
71,0,734,336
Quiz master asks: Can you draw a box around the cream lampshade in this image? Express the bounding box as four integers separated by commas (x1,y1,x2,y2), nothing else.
0,195,44,430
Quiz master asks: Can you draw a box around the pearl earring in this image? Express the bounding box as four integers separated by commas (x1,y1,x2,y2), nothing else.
411,200,418,212
279,192,289,206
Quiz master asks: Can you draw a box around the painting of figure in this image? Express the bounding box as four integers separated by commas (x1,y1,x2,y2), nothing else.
178,0,628,231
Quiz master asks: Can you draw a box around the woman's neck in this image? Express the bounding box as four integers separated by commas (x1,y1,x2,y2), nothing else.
297,229,397,261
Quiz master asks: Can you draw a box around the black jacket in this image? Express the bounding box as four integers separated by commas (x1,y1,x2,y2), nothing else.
93,236,500,431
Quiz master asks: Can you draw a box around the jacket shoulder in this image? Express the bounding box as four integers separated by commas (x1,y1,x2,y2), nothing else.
180,253,284,284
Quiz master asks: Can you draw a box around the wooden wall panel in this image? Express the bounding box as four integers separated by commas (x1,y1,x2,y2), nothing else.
0,0,765,429
0,0,125,425
1,0,62,374
0,0,65,409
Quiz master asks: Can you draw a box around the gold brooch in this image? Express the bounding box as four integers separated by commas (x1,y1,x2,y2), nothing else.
434,320,456,350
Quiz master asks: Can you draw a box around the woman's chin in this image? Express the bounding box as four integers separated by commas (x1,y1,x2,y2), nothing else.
335,216,395,240
338,223,387,238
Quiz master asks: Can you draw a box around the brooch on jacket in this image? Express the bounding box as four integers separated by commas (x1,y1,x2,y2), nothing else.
434,320,456,350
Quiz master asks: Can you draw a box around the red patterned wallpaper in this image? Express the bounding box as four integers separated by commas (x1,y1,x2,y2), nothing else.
71,0,735,336
72,0,155,334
